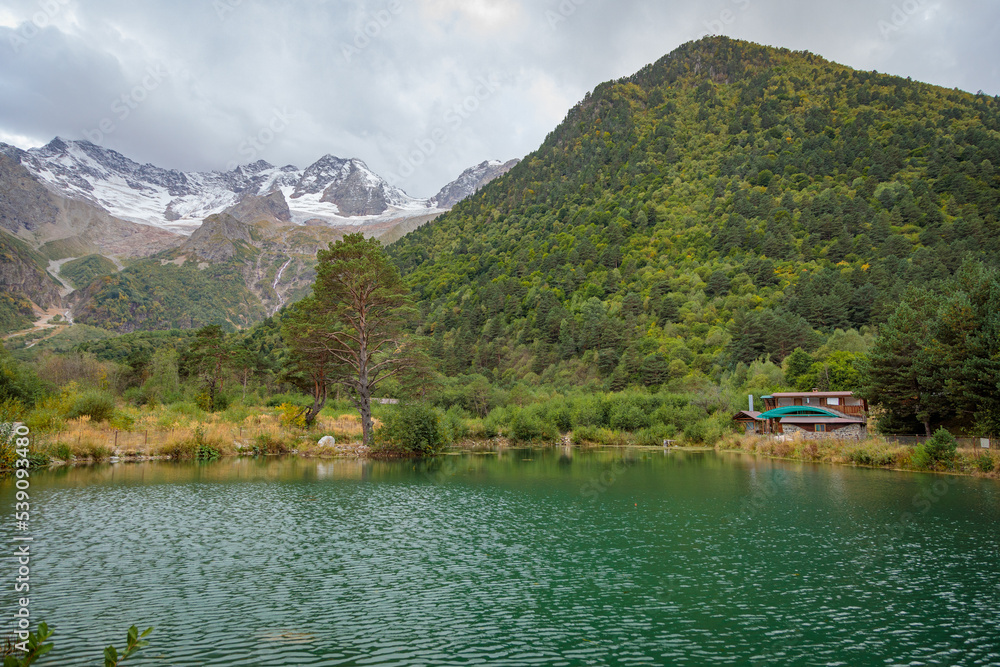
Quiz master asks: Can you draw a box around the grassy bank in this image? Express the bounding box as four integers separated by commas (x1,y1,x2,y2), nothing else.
19,401,374,464
718,433,1000,478
8,395,1000,481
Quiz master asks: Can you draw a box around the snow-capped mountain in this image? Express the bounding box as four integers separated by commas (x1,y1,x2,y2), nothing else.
9,138,442,234
430,159,520,209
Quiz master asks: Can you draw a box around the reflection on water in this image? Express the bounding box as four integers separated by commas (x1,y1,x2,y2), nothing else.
2,450,999,666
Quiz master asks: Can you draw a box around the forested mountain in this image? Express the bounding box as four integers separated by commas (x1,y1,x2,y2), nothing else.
389,37,1000,388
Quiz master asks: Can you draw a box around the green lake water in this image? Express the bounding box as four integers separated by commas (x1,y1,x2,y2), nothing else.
2,449,999,666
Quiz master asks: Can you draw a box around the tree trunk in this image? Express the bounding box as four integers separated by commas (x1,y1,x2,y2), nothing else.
305,381,327,427
924,421,932,437
359,397,373,447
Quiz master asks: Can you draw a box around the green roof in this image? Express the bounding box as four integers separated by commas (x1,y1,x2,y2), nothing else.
756,406,843,420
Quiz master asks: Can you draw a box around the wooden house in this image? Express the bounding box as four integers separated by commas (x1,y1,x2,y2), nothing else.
734,391,868,438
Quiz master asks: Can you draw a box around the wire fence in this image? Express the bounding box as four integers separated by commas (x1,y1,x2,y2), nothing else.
879,435,994,449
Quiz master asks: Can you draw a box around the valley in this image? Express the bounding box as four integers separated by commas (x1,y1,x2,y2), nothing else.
0,139,518,335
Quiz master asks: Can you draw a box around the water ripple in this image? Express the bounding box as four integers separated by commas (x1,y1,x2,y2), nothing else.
1,452,998,665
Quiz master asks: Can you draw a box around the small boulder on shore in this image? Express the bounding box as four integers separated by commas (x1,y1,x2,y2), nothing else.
318,436,336,447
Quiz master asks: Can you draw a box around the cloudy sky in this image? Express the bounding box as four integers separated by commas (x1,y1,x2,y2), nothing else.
0,0,997,197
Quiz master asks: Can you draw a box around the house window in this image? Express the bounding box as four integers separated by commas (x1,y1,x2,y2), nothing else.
828,397,840,406
816,424,826,432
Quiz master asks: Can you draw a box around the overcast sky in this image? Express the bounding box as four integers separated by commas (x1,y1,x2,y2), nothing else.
0,0,997,198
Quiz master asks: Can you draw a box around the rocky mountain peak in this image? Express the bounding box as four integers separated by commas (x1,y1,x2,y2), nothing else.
430,158,520,209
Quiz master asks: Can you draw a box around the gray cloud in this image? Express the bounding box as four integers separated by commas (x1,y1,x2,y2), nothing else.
0,0,997,197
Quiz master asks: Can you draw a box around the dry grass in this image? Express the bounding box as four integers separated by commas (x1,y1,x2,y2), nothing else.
718,432,1000,477
34,409,373,462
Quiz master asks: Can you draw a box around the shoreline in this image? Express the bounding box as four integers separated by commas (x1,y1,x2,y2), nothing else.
21,434,999,480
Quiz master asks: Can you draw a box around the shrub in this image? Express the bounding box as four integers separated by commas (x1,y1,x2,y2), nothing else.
196,444,220,461
609,401,651,431
374,403,446,456
974,452,996,473
548,403,573,434
925,428,957,465
27,451,50,468
84,444,112,461
634,425,675,447
24,404,66,433
66,392,115,423
278,403,308,429
910,444,932,470
508,407,557,443
850,444,896,467
571,395,607,428
52,443,73,461
441,406,469,443
109,409,137,431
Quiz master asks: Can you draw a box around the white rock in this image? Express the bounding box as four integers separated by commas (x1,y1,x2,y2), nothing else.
318,436,336,447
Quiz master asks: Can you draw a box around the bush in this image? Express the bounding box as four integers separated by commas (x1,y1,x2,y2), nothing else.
196,444,220,461
508,407,557,443
278,403,308,429
51,442,73,461
109,409,137,431
974,452,996,473
925,428,957,464
441,406,469,443
547,402,573,434
609,401,652,431
66,392,115,423
24,404,66,433
850,444,896,467
374,403,446,456
910,444,932,470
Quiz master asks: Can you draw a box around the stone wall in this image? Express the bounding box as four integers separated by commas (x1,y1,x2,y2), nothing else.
781,423,865,440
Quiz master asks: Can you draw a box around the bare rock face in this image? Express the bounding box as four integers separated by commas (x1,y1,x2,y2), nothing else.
0,230,61,310
430,159,520,209
0,152,59,235
224,190,293,224
0,150,182,259
319,162,390,217
182,214,253,262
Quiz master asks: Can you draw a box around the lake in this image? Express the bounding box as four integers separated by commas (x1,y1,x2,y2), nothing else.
3,449,999,666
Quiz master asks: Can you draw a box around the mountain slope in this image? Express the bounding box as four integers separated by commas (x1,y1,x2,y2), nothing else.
0,229,62,333
430,159,521,209
389,37,1000,386
0,149,181,259
73,213,349,332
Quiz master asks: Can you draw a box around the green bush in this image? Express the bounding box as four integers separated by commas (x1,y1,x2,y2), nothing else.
24,405,66,433
66,392,116,423
251,433,291,456
609,400,652,431
508,407,557,443
27,451,50,468
850,445,896,467
441,406,469,443
974,452,996,473
925,428,957,464
910,444,932,470
547,402,573,433
374,403,446,456
52,442,73,461
571,395,607,427
196,444,220,461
